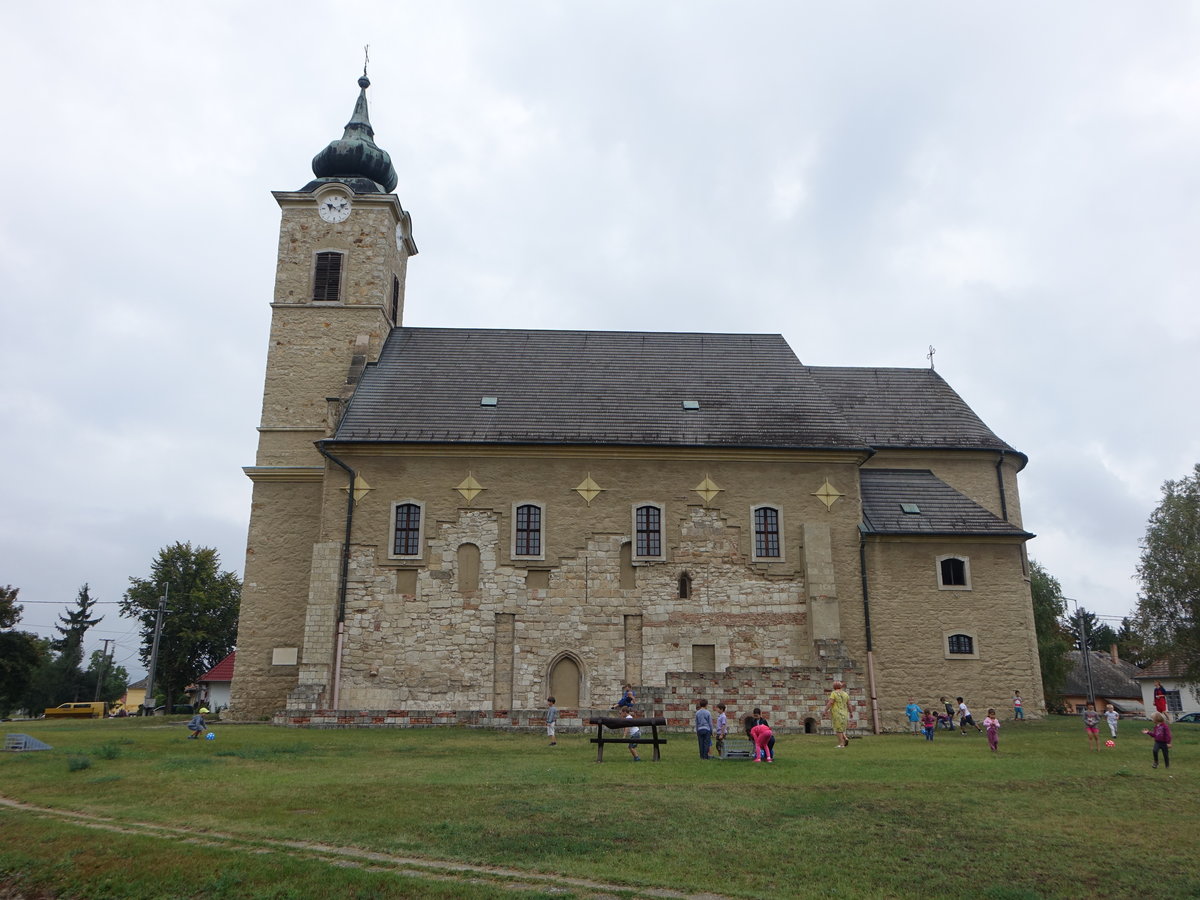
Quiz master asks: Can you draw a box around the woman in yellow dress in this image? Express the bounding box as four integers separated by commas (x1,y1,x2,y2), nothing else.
824,680,851,748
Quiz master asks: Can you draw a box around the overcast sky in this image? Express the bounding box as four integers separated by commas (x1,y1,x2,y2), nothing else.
3,3,1198,681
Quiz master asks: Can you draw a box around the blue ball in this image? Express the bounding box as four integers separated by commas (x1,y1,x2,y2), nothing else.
205,732,216,741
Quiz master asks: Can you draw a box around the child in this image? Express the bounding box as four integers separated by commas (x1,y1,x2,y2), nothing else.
615,685,636,709
1013,690,1024,720
715,703,728,759
1142,712,1172,769
625,711,642,761
1082,702,1101,751
1104,703,1119,739
983,708,1000,752
921,708,936,741
957,697,983,734
695,699,714,759
546,696,558,746
750,721,774,762
940,697,956,729
187,707,208,739
905,698,922,735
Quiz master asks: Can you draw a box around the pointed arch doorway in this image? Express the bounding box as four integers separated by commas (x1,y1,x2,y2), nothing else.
549,655,581,708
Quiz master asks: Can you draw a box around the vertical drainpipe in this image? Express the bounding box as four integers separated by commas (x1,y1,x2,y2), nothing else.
995,451,1009,521
317,442,356,712
858,530,882,734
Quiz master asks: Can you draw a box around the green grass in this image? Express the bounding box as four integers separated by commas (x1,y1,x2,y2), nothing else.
1,717,1197,898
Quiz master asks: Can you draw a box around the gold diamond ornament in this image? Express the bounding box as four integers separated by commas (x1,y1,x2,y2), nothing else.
455,473,485,503
693,475,722,504
814,479,843,510
340,475,373,504
575,473,605,505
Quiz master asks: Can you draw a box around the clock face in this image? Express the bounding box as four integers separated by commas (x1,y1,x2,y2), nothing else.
317,194,351,223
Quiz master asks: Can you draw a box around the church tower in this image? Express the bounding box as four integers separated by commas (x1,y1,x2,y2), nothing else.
229,74,416,718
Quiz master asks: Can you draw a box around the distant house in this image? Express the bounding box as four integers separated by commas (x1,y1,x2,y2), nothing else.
1060,649,1144,716
199,653,236,713
120,677,148,715
1133,659,1199,720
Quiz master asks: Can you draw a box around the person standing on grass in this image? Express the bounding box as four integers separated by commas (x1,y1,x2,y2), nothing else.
1153,681,1168,718
625,711,642,761
1143,712,1172,769
1082,702,1101,751
1013,690,1024,720
905,698,922,735
715,703,728,759
957,697,983,734
825,681,851,748
983,709,1000,752
695,699,714,759
750,720,774,762
1104,703,1120,739
921,708,937,741
546,696,558,746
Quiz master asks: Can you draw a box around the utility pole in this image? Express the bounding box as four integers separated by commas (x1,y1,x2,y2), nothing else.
143,584,167,716
93,639,113,701
1068,597,1095,706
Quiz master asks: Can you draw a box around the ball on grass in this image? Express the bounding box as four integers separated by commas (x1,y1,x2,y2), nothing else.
205,732,216,741
1105,740,1115,748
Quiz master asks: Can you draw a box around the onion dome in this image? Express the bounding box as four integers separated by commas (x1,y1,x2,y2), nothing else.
308,75,398,194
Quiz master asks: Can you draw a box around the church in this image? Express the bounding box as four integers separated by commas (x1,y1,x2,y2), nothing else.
227,74,1044,733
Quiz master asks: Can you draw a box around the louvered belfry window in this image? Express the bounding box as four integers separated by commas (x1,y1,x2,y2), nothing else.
312,251,344,301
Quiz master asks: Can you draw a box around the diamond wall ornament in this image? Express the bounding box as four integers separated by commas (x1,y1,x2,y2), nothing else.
340,475,372,503
574,473,604,505
693,475,722,505
455,473,485,504
814,479,843,510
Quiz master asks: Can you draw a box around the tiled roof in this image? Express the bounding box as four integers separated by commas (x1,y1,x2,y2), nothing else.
200,652,236,684
859,469,1032,537
1062,651,1144,700
1133,659,1180,680
335,328,1019,455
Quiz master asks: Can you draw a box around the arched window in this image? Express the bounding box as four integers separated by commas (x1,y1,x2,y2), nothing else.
513,503,543,558
678,571,692,599
634,504,663,559
549,655,582,708
391,501,423,558
752,505,782,559
312,251,344,302
947,633,975,655
937,555,971,589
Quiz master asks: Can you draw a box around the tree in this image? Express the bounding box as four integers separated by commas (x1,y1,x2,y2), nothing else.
1030,559,1073,709
1066,607,1118,653
0,584,50,717
1116,617,1149,667
84,649,128,705
1135,462,1200,685
120,543,240,711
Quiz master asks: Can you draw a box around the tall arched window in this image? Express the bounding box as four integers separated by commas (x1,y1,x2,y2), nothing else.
513,503,543,558
634,504,663,560
752,505,782,559
678,571,692,599
391,501,423,558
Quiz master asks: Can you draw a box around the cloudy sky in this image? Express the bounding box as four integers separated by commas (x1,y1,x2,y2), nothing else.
2,3,1198,680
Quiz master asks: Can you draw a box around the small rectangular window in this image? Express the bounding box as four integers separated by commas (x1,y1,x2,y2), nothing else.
940,557,968,587
313,251,344,301
948,634,974,655
635,505,661,558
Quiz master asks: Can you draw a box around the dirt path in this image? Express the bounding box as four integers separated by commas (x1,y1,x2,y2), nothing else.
0,796,731,899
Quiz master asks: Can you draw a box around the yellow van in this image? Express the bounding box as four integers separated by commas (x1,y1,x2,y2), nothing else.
43,702,107,719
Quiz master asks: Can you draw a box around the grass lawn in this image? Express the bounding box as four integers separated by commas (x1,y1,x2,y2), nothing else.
1,716,1197,899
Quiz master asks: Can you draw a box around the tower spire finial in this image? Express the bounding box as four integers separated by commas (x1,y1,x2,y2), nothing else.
363,44,370,80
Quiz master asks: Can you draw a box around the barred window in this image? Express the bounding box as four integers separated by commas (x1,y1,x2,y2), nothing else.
393,503,422,557
514,504,542,557
635,505,661,558
948,634,974,655
754,506,781,558
312,251,344,301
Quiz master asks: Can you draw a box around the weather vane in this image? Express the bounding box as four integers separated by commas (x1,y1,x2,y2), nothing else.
363,44,370,78
926,345,936,370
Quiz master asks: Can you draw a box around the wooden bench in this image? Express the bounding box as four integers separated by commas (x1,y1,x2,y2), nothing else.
587,716,668,762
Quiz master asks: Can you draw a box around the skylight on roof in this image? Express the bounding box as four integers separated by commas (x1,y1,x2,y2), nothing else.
900,503,921,514
481,396,498,407
682,400,700,410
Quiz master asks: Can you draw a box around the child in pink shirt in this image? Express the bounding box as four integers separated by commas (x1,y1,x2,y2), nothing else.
750,722,774,762
983,709,1001,752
